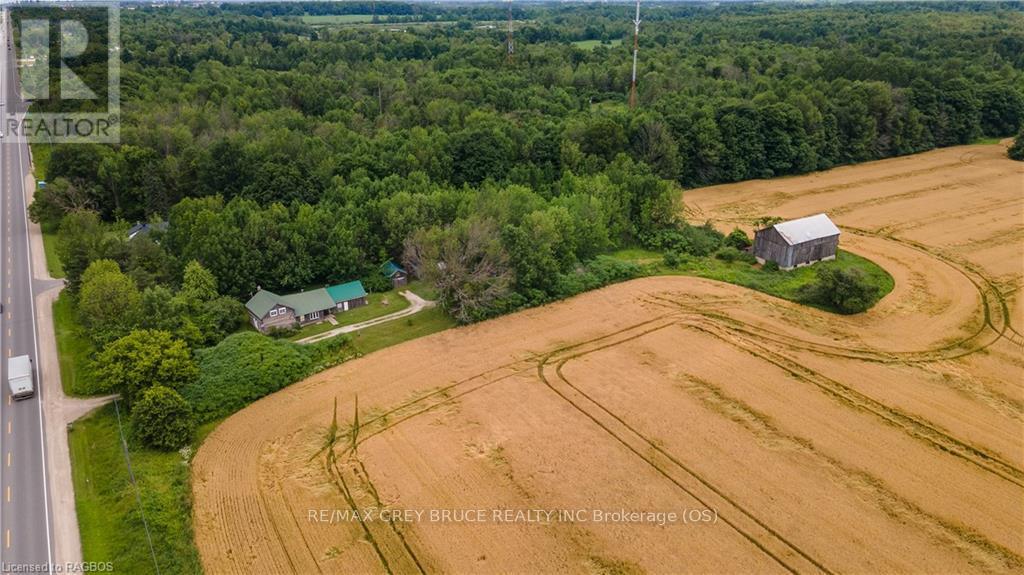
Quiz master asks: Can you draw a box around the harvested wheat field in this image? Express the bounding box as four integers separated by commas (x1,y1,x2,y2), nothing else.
193,143,1024,574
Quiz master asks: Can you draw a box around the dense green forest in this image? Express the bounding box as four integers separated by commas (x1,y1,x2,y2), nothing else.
31,1,1024,320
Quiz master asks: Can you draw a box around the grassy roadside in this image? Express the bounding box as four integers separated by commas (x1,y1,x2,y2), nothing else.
53,293,98,396
68,404,202,575
42,232,64,278
29,143,65,278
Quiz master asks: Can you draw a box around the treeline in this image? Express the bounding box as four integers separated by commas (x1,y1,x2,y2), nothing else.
30,2,1024,320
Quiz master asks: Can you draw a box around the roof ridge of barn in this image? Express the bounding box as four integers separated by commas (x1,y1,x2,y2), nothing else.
773,213,840,245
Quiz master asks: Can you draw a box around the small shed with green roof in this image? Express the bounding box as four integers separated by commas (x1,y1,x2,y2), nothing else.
381,260,408,288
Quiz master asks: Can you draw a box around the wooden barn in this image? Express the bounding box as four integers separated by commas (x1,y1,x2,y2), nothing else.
754,214,840,270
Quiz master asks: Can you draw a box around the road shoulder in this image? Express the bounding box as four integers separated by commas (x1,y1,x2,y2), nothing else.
24,168,87,567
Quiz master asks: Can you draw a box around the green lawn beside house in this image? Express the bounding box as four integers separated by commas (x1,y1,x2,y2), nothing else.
348,306,456,355
287,289,412,341
404,279,438,301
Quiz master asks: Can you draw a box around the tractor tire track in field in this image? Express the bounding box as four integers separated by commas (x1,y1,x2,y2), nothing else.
828,175,1017,219
672,372,1024,573
309,315,687,574
536,319,1022,572
642,294,1024,483
654,218,1019,360
845,226,1020,352
533,325,833,575
683,320,1024,487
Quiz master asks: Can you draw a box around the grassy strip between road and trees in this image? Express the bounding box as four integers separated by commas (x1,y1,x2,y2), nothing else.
42,232,65,278
29,143,65,278
52,292,99,396
69,404,203,575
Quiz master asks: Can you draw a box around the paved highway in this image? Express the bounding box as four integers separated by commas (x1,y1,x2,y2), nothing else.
0,8,56,573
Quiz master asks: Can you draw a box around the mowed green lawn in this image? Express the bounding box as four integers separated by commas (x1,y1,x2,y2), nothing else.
288,289,412,341
348,306,456,355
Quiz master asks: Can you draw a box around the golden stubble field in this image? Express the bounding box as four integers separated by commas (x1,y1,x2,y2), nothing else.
193,143,1024,574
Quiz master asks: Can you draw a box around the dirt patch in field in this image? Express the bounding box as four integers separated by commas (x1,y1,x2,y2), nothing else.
194,144,1023,573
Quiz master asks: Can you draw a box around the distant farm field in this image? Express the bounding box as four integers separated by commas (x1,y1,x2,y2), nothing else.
301,14,376,25
193,143,1024,573
571,38,623,50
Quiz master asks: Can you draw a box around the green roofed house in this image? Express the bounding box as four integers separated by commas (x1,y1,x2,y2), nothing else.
381,260,408,288
245,280,369,333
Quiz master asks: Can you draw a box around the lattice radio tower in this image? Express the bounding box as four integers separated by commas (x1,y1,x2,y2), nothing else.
506,0,515,62
629,0,641,108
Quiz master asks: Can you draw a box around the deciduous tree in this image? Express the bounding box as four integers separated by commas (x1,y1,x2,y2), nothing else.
96,329,198,407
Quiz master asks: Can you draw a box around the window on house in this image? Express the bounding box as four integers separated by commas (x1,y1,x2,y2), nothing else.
269,309,278,318
277,307,287,314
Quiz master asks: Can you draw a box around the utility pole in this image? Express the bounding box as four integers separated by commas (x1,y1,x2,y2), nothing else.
629,0,641,108
506,0,514,62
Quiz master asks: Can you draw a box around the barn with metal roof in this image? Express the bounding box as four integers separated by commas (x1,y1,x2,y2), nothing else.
753,213,841,270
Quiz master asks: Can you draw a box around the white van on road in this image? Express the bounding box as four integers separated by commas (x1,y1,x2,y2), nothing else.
8,355,34,399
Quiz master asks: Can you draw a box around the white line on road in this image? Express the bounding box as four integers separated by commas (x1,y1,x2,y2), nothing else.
16,91,55,574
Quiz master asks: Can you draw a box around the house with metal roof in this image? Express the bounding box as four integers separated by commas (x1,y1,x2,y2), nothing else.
245,280,369,333
381,260,408,288
326,281,369,311
127,220,169,241
753,213,840,270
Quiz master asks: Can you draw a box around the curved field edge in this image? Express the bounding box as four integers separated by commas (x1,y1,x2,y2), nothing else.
613,247,895,315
